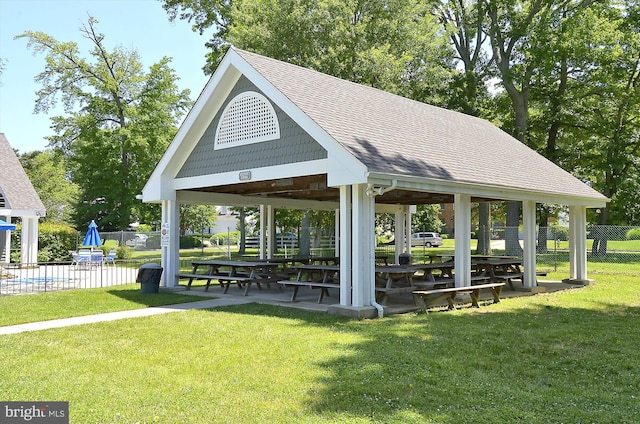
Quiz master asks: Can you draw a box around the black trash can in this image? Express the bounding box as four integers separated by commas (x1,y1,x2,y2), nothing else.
398,253,412,265
137,263,163,294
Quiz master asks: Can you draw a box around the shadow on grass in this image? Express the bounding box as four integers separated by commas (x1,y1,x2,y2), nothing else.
209,301,640,423
105,287,201,308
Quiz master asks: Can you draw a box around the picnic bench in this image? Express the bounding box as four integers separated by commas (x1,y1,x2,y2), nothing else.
276,264,342,303
178,260,280,295
412,282,506,313
277,280,341,303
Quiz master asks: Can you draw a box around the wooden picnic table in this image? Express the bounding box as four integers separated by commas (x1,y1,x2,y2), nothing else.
277,264,341,303
473,258,524,289
179,260,280,295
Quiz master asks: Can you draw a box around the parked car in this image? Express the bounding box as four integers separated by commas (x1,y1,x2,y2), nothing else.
125,233,148,248
410,232,443,247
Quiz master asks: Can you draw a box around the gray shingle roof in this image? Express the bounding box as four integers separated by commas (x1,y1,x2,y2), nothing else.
234,49,606,202
0,133,46,215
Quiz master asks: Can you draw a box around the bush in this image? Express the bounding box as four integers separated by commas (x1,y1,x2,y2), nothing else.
210,232,240,245
627,228,640,240
10,222,77,262
551,225,569,241
180,235,200,249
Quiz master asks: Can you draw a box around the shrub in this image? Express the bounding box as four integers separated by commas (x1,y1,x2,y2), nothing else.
210,232,240,245
10,222,77,262
627,228,640,240
551,225,569,241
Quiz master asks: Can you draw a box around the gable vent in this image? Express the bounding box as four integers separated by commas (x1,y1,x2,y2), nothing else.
0,192,5,208
214,91,280,149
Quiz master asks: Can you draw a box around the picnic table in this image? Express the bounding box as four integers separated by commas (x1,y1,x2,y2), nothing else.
178,260,280,295
277,264,341,303
473,258,524,289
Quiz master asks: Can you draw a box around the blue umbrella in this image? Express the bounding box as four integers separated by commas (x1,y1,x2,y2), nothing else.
0,219,16,231
82,220,102,247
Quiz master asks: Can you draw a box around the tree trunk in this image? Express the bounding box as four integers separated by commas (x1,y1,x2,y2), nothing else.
537,206,550,253
238,208,246,255
505,201,522,256
299,212,311,256
475,202,492,255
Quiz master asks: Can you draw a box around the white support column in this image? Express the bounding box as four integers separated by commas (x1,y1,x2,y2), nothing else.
394,208,405,263
566,205,589,283
405,206,413,257
454,194,472,287
568,206,577,278
575,206,588,281
351,184,375,307
259,205,266,259
161,199,180,288
339,186,352,306
522,200,537,288
334,208,340,258
20,217,39,264
266,205,275,258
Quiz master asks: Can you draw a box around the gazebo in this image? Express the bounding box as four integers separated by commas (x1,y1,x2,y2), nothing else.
0,133,46,264
142,48,608,318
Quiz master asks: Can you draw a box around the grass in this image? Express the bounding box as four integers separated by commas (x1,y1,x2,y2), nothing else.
0,284,199,326
1,274,640,423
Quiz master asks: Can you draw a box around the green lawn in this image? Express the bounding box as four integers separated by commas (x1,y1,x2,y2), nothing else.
0,284,199,326
1,274,640,423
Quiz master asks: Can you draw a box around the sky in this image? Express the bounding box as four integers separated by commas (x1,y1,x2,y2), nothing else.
0,0,211,154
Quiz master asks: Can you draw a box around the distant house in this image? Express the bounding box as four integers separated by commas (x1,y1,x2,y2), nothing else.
0,133,46,263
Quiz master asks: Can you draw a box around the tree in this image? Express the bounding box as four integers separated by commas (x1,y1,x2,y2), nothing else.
17,17,191,231
431,0,495,254
179,205,218,235
163,0,454,103
412,205,444,234
19,150,79,224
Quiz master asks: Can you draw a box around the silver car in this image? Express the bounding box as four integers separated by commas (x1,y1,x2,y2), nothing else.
410,232,443,247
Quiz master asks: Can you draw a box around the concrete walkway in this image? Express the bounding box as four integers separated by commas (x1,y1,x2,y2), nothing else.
0,298,251,335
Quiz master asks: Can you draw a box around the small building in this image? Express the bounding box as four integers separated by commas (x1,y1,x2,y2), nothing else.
142,48,607,317
0,133,46,263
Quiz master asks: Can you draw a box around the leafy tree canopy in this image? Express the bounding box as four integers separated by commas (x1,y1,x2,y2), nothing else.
17,17,192,231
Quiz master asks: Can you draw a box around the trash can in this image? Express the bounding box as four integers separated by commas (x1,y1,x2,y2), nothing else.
137,263,163,294
398,253,412,265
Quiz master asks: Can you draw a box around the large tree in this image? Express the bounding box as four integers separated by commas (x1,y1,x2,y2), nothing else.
163,0,454,102
18,17,191,231
18,150,79,224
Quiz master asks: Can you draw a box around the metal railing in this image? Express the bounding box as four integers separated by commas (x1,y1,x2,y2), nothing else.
0,259,151,296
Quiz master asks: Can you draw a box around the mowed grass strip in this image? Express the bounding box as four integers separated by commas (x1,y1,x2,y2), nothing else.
0,284,201,326
1,274,640,423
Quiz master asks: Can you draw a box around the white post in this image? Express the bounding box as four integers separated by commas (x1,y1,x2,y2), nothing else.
20,216,39,264
267,205,275,258
522,200,537,288
259,205,266,259
566,205,589,283
161,199,180,288
394,208,405,263
405,206,412,257
334,208,340,258
351,184,375,307
454,194,472,287
339,186,351,306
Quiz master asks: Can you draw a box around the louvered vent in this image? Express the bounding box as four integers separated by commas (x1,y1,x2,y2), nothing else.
214,91,280,149
0,192,6,208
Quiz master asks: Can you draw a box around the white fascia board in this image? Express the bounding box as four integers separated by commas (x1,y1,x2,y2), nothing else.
367,172,609,208
173,159,328,191
177,190,339,211
142,56,242,201
233,55,367,186
0,209,44,218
